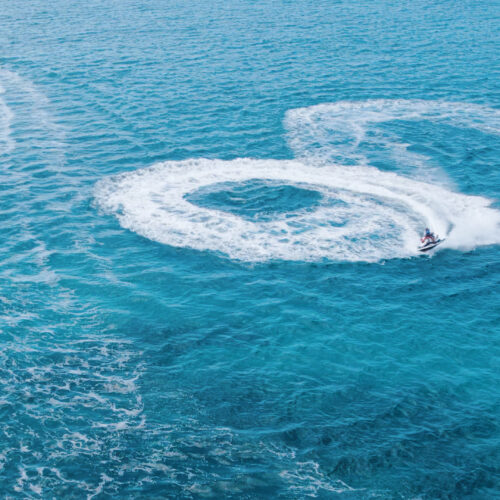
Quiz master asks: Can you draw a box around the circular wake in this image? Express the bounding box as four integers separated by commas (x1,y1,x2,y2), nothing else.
95,99,500,262
95,157,500,262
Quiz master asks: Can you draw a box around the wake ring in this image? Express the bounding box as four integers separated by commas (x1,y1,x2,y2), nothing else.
95,100,500,262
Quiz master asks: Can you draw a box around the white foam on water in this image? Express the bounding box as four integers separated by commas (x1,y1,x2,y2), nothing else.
95,157,500,262
279,460,359,496
95,99,500,262
0,67,65,160
285,99,500,168
0,79,14,155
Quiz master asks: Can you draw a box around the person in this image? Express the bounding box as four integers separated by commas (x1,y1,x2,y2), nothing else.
421,227,436,244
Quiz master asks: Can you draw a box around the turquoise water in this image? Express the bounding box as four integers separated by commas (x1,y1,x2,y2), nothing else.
1,0,500,497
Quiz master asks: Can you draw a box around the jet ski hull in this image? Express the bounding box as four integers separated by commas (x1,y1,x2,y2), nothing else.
418,238,444,252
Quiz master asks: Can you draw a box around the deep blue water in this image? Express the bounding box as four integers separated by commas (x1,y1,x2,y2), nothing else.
1,0,499,497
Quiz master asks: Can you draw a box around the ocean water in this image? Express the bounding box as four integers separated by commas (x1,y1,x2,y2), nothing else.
0,0,499,497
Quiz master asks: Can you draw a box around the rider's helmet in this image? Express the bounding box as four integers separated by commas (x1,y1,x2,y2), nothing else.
425,227,430,234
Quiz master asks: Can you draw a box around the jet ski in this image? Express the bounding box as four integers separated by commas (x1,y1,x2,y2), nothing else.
418,236,444,252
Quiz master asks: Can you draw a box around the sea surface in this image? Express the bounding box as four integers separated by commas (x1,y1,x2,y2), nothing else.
1,0,499,498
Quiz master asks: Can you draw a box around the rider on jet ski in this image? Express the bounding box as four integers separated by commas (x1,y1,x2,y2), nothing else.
421,227,436,244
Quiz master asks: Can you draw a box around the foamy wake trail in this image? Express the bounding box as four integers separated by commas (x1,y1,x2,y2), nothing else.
95,99,500,262
95,158,500,262
285,99,500,166
0,79,14,156
0,67,65,159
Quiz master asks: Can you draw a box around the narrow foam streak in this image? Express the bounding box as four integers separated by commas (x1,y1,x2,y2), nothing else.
0,81,14,155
